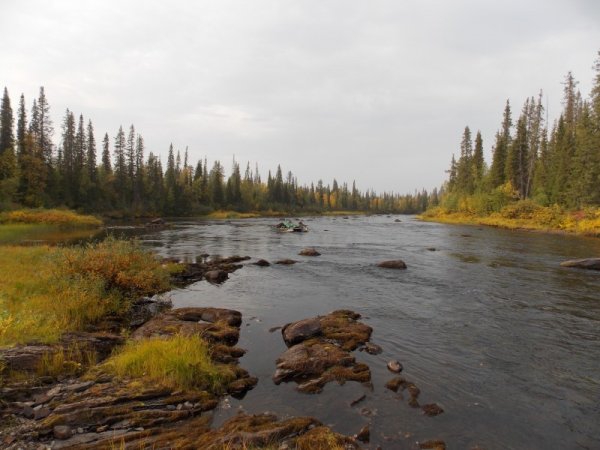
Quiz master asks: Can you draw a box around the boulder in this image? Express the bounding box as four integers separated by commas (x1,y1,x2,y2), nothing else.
205,270,229,283
54,425,73,440
422,403,444,416
560,258,600,270
276,259,297,265
387,360,403,373
377,260,407,269
253,259,271,267
299,247,321,256
282,317,322,346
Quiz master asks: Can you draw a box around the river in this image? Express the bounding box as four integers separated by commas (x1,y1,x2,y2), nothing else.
117,215,600,449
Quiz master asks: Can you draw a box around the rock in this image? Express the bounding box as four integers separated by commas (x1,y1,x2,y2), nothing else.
560,258,600,270
355,424,370,443
387,360,403,373
53,425,72,440
205,270,229,283
361,342,382,355
274,310,373,393
350,394,366,407
268,326,282,333
276,259,297,265
34,406,51,420
253,259,271,267
299,247,321,256
282,318,322,346
394,219,402,222
419,439,447,449
385,376,407,392
377,260,407,269
422,403,444,416
427,247,436,251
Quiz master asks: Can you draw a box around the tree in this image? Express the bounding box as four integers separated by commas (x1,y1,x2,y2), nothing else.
0,87,16,184
472,130,484,189
490,100,512,188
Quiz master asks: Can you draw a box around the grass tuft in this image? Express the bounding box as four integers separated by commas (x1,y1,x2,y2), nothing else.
0,239,174,347
0,208,102,228
102,334,235,392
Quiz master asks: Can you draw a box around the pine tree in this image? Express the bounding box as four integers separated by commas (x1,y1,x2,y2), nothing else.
456,126,473,193
60,109,76,204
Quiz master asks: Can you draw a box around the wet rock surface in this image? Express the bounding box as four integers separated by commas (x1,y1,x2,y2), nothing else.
560,257,600,270
170,255,249,285
0,307,258,450
298,247,321,256
377,260,408,269
273,310,374,393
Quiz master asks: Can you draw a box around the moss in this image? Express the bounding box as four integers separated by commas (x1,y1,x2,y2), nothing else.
295,426,358,450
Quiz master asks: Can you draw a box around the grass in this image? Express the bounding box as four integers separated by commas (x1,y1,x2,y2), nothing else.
0,239,176,347
420,202,600,236
101,334,235,392
37,343,97,378
0,208,102,228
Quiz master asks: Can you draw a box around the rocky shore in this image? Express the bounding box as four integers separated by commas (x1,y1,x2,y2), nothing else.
1,250,447,449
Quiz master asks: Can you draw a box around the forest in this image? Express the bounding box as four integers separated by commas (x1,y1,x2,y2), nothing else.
439,51,600,214
0,88,434,216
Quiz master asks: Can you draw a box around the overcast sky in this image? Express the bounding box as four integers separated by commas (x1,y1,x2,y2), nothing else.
2,1,599,193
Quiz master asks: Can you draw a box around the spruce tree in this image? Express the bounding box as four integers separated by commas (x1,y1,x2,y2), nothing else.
490,100,512,188
0,87,16,184
472,131,484,189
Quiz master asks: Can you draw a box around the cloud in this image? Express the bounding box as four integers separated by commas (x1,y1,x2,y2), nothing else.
2,0,599,192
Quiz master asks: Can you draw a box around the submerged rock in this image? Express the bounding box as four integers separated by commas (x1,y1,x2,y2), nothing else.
252,259,271,267
422,403,444,416
299,247,321,256
205,269,229,283
560,258,600,270
377,260,407,269
275,258,297,265
387,360,403,373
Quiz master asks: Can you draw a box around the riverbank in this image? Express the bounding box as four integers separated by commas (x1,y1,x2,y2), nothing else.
419,203,600,236
0,240,367,448
0,209,103,244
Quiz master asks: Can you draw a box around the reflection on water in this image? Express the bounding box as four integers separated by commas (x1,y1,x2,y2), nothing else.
52,216,600,448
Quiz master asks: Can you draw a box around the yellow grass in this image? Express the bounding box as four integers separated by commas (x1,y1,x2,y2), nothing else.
0,208,103,228
102,334,235,392
420,203,600,236
0,239,174,347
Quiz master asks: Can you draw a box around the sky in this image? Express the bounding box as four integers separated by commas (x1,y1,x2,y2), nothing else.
2,0,599,193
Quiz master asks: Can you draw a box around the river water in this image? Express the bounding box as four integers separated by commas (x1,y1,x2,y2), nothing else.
122,215,599,449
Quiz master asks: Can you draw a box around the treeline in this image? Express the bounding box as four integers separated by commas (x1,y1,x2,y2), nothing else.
442,51,600,212
0,88,436,216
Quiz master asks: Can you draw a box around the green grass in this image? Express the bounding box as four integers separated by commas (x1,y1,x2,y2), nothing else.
0,239,176,347
101,334,235,392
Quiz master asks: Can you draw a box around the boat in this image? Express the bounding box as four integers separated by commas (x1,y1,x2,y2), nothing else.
274,219,308,232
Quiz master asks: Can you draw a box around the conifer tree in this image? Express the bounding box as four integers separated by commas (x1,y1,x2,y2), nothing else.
0,87,16,185
490,100,512,188
472,131,484,189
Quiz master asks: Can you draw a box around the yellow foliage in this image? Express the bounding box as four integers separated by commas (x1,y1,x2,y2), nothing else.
0,208,102,228
102,334,235,392
0,239,174,347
